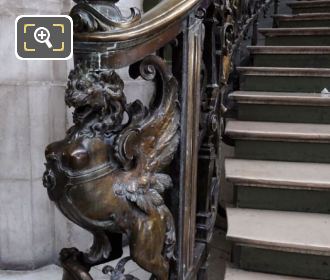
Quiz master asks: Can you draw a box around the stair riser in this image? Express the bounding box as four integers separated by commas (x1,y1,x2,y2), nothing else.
240,76,330,92
265,36,330,46
235,246,330,279
236,186,330,213
236,140,330,163
238,104,330,124
252,54,330,68
277,19,330,28
291,7,330,14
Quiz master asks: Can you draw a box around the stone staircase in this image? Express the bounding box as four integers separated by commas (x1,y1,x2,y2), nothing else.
224,1,330,279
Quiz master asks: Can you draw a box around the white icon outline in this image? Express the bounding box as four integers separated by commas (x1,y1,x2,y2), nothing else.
34,27,53,49
15,15,73,61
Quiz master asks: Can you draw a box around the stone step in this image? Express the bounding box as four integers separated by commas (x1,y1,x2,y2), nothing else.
259,27,330,46
274,13,330,28
288,0,330,14
238,67,330,92
236,245,330,279
227,207,330,255
226,119,330,143
230,91,330,123
227,208,330,278
224,267,315,280
230,91,330,106
225,120,330,163
225,158,330,213
249,46,330,67
226,158,330,190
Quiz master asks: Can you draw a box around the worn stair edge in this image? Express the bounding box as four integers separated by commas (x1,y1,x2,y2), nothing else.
288,0,330,8
226,207,330,256
224,267,315,280
273,13,330,21
259,27,330,36
248,46,330,54
225,120,330,143
225,120,330,142
237,66,330,77
229,91,330,106
225,158,330,190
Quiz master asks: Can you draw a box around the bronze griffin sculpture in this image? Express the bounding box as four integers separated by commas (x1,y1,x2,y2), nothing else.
43,54,180,280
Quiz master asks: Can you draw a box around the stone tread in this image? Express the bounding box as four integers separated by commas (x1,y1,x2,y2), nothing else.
288,0,330,7
225,158,330,190
248,46,330,54
273,13,330,21
259,27,330,36
227,207,330,255
224,267,315,280
237,66,330,77
225,120,330,142
229,91,330,106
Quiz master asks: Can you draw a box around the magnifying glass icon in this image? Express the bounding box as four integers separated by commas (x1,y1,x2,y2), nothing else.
34,27,53,49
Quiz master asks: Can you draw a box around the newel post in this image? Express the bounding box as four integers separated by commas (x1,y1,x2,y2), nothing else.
42,1,222,279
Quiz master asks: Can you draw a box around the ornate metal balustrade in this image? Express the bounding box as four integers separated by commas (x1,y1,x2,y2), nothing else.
42,0,276,279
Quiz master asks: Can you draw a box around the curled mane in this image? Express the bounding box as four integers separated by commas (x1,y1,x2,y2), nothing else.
65,65,127,137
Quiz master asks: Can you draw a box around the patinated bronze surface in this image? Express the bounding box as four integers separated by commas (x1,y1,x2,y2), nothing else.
44,55,180,280
42,0,276,279
70,0,141,32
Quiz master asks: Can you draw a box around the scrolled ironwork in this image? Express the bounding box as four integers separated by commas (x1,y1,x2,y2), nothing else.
102,257,140,280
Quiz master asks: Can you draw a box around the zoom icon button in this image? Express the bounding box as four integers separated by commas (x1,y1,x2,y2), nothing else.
16,15,73,60
34,27,53,49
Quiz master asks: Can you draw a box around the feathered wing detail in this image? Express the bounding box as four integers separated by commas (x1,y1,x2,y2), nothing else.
121,173,174,214
115,55,180,214
153,173,173,193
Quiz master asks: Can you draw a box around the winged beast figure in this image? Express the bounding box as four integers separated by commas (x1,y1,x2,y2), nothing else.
43,55,180,280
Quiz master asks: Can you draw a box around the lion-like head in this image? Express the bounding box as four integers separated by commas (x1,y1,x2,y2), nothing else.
65,65,127,129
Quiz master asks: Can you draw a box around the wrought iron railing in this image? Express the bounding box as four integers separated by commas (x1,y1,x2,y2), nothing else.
43,0,276,279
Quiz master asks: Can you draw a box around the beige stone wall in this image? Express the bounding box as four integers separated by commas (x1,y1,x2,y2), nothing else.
0,0,152,270
0,0,68,269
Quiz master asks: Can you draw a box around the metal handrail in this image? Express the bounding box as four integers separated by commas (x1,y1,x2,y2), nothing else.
74,0,200,42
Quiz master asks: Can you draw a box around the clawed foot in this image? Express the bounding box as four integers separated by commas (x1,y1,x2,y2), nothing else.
60,248,93,280
60,248,83,262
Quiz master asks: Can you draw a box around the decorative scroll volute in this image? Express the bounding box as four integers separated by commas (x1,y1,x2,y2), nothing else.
70,0,141,32
43,54,180,280
218,0,236,84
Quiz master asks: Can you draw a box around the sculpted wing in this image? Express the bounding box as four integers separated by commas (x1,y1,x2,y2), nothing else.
114,55,180,213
